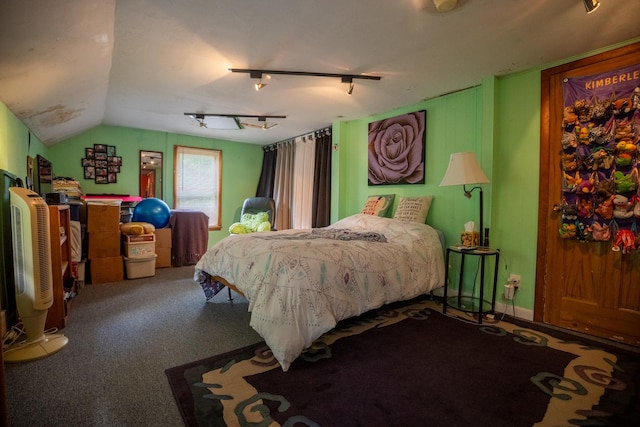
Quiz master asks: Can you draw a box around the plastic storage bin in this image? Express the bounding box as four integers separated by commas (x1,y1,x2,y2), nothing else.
124,254,157,279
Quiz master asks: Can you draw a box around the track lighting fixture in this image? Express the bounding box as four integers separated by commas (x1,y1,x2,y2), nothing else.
184,113,286,130
230,68,381,94
242,116,279,130
583,0,600,14
249,70,268,91
189,114,208,128
341,76,354,95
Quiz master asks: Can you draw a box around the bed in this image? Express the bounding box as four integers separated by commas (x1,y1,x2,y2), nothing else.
194,213,445,371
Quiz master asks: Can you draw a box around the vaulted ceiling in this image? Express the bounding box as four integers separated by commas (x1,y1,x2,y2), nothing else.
1,0,638,146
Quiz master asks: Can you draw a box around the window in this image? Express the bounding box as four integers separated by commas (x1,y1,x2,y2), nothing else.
174,146,222,229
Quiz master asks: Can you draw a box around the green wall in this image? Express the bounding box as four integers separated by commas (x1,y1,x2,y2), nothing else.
47,125,263,246
331,37,639,316
333,86,488,241
0,102,48,180
3,37,638,318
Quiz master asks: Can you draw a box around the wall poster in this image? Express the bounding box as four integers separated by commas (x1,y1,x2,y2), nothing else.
560,64,640,253
367,110,426,185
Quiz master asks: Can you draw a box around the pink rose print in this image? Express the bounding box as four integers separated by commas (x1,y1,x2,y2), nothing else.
368,111,425,185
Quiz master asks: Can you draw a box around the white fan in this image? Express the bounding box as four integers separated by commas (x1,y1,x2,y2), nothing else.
4,187,68,362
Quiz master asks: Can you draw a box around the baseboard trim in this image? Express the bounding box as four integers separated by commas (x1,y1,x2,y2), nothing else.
494,300,533,321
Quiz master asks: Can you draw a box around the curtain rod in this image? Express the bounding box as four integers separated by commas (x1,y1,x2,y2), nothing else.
264,126,332,151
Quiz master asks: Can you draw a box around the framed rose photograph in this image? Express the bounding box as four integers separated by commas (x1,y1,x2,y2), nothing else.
367,110,426,185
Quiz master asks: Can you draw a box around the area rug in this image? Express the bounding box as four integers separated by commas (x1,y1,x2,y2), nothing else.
166,298,640,426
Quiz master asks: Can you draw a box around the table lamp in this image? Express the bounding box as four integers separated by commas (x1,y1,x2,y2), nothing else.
440,152,490,246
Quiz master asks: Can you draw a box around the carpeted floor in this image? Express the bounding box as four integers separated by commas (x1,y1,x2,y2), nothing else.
166,298,640,427
4,266,261,427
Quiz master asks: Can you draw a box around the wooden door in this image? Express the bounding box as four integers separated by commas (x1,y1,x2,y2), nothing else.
536,43,640,346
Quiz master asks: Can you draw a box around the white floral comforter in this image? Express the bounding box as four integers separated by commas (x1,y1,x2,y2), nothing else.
193,214,445,371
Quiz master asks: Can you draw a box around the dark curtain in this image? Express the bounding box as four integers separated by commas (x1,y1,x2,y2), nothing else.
311,127,332,227
255,145,277,198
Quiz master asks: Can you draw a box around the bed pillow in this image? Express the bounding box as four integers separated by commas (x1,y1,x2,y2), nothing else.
361,194,395,217
393,196,433,223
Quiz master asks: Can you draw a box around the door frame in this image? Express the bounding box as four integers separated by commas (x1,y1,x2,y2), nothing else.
535,41,640,323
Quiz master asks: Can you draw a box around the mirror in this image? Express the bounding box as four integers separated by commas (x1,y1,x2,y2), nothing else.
139,150,163,199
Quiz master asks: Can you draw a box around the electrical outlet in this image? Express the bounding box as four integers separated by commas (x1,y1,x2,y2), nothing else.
508,274,521,288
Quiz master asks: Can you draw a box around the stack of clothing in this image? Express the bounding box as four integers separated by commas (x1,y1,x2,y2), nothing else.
53,177,83,201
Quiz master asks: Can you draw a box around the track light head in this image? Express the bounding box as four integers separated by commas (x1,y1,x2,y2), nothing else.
583,0,600,13
230,68,381,96
190,114,207,127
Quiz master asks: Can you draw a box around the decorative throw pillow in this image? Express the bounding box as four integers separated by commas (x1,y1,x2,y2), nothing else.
229,212,271,234
361,194,395,217
393,196,433,223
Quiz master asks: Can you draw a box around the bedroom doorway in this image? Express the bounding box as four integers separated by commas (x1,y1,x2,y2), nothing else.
535,42,640,347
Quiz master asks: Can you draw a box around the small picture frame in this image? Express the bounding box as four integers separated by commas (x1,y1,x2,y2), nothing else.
108,173,117,183
85,148,94,159
94,144,107,153
81,158,95,167
95,175,108,184
107,145,116,157
84,166,95,179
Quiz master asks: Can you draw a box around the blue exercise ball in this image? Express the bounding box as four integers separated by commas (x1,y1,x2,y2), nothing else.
132,198,171,228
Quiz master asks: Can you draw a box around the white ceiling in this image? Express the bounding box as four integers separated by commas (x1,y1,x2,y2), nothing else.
1,0,638,146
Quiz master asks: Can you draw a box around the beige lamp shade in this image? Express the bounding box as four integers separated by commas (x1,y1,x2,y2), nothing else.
440,152,489,186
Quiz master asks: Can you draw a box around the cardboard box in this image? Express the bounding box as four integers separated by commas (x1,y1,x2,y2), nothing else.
154,228,172,248
90,256,124,284
87,205,121,233
155,247,171,268
123,240,156,258
123,233,156,258
124,255,157,279
88,231,121,259
123,234,155,243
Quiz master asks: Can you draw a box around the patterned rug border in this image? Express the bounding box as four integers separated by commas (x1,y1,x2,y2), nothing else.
166,297,639,426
